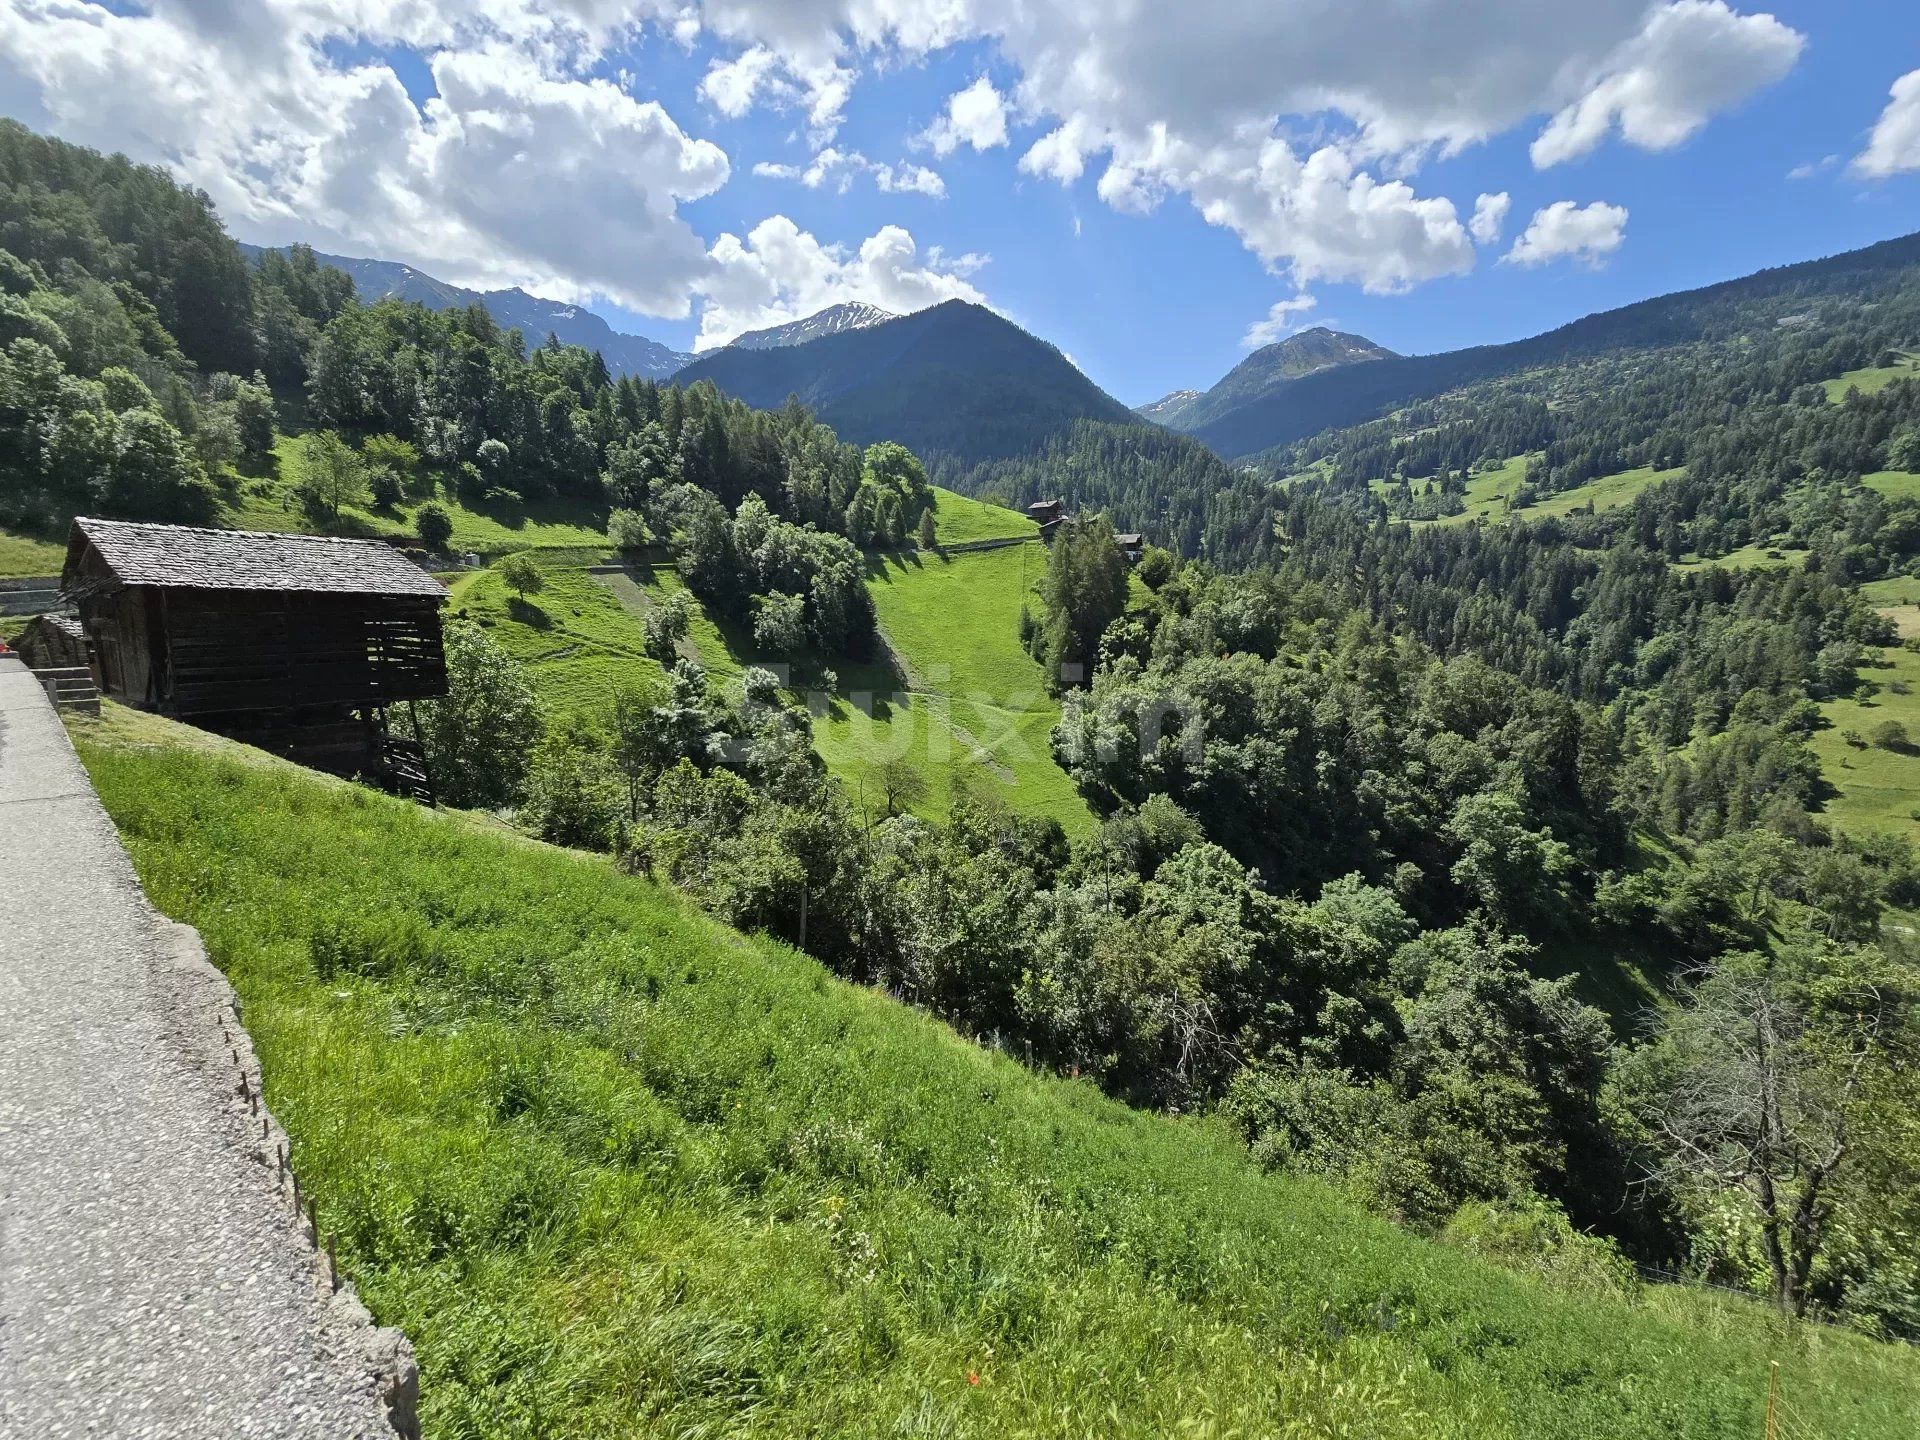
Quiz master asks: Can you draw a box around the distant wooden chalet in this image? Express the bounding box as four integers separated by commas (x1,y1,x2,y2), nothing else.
61,518,447,796
1028,498,1068,543
1026,500,1145,563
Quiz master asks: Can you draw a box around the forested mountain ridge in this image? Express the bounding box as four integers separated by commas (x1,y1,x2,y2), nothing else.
673,298,1140,465
239,242,693,379
1149,326,1396,431
1182,230,1920,461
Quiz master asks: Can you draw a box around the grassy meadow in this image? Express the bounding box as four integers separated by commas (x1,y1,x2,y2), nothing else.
1862,471,1920,503
445,562,671,720
1822,352,1919,403
927,489,1036,545
447,543,1092,831
70,716,1920,1439
0,526,64,577
1673,542,1810,573
1810,640,1920,842
819,544,1092,833
1391,456,1679,528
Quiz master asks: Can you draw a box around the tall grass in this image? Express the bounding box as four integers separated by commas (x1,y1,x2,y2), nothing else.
76,726,1920,1438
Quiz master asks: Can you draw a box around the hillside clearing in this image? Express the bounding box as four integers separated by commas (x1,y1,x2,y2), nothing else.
1811,642,1920,842
1862,471,1920,503
1822,352,1919,402
1525,465,1685,519
1673,543,1809,572
71,720,1920,1439
830,544,1092,832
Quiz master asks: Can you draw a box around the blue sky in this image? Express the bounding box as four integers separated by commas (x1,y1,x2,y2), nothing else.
3,1,1918,405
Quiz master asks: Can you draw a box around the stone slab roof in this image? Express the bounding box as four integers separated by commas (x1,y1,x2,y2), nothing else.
67,518,445,599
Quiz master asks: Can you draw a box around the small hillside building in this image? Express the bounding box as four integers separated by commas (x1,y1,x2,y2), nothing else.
61,518,447,792
1027,499,1066,525
1115,533,1145,563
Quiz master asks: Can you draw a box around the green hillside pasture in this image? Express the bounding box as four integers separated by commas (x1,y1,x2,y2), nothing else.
229,435,611,554
448,560,668,719
1811,642,1920,841
819,544,1092,832
1525,466,1685,519
1862,471,1920,503
1823,352,1919,403
577,556,1088,830
1421,453,1535,525
0,526,64,578
928,486,1036,545
1404,458,1680,528
72,726,1920,1439
1672,543,1809,573
1860,575,1920,640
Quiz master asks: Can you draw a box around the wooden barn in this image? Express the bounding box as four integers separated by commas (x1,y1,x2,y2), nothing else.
61,517,448,795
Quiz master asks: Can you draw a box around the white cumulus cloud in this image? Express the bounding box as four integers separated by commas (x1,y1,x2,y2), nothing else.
696,217,985,349
1469,192,1511,244
675,1,1800,301
1504,200,1629,267
754,148,945,197
1243,293,1318,348
1854,69,1920,179
920,76,1009,157
1531,1,1802,167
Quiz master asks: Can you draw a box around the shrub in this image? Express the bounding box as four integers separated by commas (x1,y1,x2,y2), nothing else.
1872,719,1910,752
1440,1198,1637,1298
415,501,454,553
366,463,404,510
608,508,648,550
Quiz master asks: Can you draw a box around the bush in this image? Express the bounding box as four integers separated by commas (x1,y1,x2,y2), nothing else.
608,508,648,550
518,729,623,851
415,501,454,553
1873,719,1910,752
362,434,421,486
367,463,404,510
1440,1198,1638,1298
751,591,808,657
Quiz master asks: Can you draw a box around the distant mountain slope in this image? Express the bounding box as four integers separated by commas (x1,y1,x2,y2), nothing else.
1135,388,1204,425
728,302,897,350
675,300,1138,464
239,244,691,379
1186,231,1920,460
1145,328,1395,431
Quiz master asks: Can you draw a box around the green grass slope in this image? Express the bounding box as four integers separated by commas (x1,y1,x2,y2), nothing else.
0,526,65,577
928,488,1036,545
1810,638,1920,843
446,561,670,719
230,435,612,554
1391,457,1681,529
819,544,1091,833
1823,352,1919,402
71,720,1920,1438
447,546,1089,831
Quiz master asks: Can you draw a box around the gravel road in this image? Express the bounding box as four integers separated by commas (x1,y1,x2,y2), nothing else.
0,657,411,1438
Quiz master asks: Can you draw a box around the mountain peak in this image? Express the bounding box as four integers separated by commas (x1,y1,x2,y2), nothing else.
1245,327,1397,375
1141,325,1396,432
728,301,901,352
